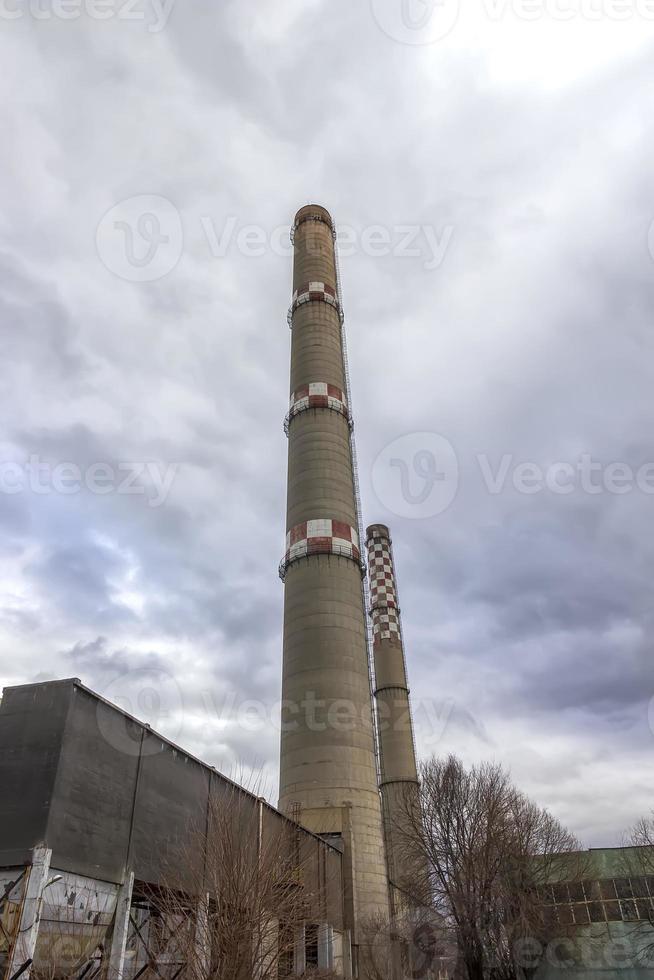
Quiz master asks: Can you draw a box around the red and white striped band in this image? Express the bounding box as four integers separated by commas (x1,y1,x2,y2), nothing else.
284,382,350,434
291,281,341,315
367,536,401,644
279,520,362,580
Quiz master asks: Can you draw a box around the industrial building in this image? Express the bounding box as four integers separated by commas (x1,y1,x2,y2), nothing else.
0,678,347,980
0,205,425,980
1,205,651,980
535,846,654,979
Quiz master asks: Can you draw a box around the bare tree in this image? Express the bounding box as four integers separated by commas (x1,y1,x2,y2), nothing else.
10,778,341,980
357,911,398,980
629,812,654,865
621,813,654,968
358,907,454,980
138,783,336,980
396,755,582,980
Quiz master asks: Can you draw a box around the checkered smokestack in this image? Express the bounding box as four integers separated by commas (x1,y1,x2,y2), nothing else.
365,524,420,888
278,206,390,936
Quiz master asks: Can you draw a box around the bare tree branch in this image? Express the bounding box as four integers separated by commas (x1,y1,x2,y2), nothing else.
395,755,582,980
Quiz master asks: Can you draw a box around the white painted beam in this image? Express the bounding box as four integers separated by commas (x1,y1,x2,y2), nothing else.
318,922,334,970
107,871,134,980
6,846,52,980
293,923,306,976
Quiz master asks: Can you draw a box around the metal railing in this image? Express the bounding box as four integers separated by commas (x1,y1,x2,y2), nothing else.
278,543,366,582
283,402,353,437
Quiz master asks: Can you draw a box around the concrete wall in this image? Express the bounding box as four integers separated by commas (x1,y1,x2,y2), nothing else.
48,682,141,883
0,678,344,931
0,679,74,868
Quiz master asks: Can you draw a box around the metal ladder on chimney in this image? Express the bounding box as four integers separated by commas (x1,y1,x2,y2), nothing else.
332,227,383,787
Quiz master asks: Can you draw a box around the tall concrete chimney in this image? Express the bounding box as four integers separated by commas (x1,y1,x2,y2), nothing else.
365,524,420,898
278,206,390,945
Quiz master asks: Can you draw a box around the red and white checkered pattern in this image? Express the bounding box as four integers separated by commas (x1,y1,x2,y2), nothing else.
280,520,360,578
367,536,401,643
291,281,340,315
289,383,348,420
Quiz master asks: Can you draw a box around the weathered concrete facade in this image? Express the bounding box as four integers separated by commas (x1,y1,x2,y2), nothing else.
534,847,654,979
0,678,347,980
278,206,391,944
365,525,419,898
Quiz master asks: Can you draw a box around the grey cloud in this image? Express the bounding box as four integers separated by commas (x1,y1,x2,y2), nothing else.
28,541,136,624
62,636,170,678
1,3,653,839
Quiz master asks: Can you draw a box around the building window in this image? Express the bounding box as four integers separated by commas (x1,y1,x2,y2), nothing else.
637,899,654,922
568,882,585,903
614,879,634,900
604,901,621,921
278,924,294,979
543,876,654,925
587,901,605,923
306,924,319,969
620,900,639,922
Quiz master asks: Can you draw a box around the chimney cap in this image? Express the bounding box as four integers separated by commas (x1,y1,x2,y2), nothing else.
293,203,334,228
366,523,391,543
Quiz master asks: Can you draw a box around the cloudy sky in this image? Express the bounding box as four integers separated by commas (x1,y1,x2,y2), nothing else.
1,0,653,846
